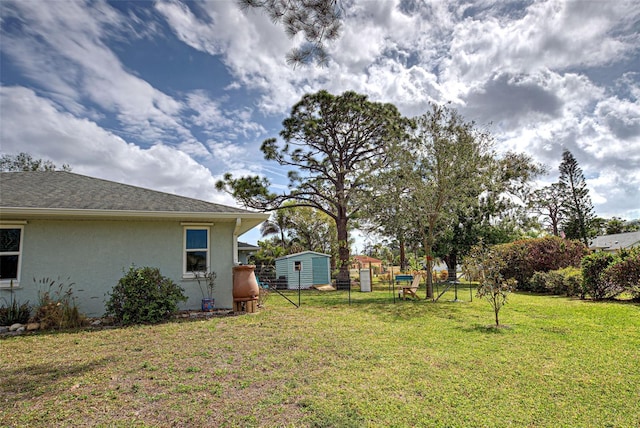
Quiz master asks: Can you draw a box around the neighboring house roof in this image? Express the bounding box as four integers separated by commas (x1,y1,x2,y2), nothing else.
0,171,268,234
352,255,383,264
238,241,260,251
589,231,640,251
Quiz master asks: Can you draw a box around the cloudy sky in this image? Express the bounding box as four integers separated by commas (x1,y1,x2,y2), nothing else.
1,0,639,245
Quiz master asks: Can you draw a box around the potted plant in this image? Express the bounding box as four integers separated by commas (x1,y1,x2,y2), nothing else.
193,270,216,312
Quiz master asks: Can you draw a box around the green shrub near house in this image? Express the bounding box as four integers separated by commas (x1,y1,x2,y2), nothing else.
105,266,187,325
0,299,31,326
581,251,622,300
0,280,31,326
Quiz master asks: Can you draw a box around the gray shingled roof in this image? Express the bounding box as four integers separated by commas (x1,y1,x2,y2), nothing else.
0,171,252,214
238,241,260,250
589,231,640,251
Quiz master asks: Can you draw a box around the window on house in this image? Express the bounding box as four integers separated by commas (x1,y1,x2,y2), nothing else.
1,226,23,286
184,227,209,276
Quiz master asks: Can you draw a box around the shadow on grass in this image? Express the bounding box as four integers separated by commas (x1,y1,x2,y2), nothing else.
0,357,115,402
463,323,513,334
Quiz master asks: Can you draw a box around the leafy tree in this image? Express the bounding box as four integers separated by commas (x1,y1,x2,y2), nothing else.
597,217,639,235
0,152,71,172
359,165,413,271
217,90,412,284
529,183,564,236
238,0,342,66
558,149,595,246
623,219,640,232
392,103,494,298
603,217,626,235
435,152,545,280
283,205,337,254
251,237,288,266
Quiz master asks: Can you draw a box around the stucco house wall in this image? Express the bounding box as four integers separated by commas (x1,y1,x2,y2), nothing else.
12,219,236,317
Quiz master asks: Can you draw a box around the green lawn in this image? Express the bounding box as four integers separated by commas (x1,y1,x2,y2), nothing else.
1,284,639,427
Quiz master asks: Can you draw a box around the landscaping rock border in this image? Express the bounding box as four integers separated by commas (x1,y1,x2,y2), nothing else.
0,308,250,338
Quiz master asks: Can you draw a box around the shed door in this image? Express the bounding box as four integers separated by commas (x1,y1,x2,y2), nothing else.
311,257,329,284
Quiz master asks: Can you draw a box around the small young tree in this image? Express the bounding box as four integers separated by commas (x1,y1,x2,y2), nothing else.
463,243,516,327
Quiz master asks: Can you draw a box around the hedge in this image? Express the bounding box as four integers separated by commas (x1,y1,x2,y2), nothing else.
493,236,586,291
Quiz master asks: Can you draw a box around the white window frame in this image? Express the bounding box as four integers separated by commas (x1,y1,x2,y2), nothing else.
182,225,210,278
0,224,24,288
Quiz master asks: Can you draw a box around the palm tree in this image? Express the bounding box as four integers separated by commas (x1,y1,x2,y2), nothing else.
260,210,291,249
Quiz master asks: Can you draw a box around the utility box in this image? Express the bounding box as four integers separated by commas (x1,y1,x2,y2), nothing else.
359,269,372,292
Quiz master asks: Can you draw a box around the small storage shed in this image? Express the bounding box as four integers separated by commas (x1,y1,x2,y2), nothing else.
275,251,331,289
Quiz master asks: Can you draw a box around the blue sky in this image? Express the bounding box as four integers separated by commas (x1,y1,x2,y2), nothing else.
1,0,639,248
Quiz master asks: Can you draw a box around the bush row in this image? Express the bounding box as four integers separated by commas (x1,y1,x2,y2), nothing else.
0,277,86,328
492,236,587,291
530,267,582,296
2,266,187,329
485,236,639,301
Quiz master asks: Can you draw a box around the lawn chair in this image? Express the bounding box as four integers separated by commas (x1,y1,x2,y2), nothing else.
398,274,422,300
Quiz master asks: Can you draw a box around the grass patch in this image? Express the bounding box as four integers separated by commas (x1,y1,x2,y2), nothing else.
1,284,639,427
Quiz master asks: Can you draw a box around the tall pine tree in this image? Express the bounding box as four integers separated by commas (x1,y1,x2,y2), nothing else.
558,149,595,246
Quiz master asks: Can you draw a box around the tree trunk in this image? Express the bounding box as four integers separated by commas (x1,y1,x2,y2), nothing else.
445,252,457,282
399,236,406,271
335,212,350,289
424,236,434,299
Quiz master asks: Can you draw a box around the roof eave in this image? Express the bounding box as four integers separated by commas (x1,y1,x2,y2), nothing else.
0,207,268,231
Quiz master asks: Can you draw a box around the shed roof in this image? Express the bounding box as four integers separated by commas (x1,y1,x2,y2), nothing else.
0,171,268,234
588,231,640,251
275,251,331,261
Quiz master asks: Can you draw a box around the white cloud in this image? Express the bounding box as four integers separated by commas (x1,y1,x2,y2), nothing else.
442,0,640,97
1,0,192,145
154,0,226,55
595,98,640,141
0,86,238,207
